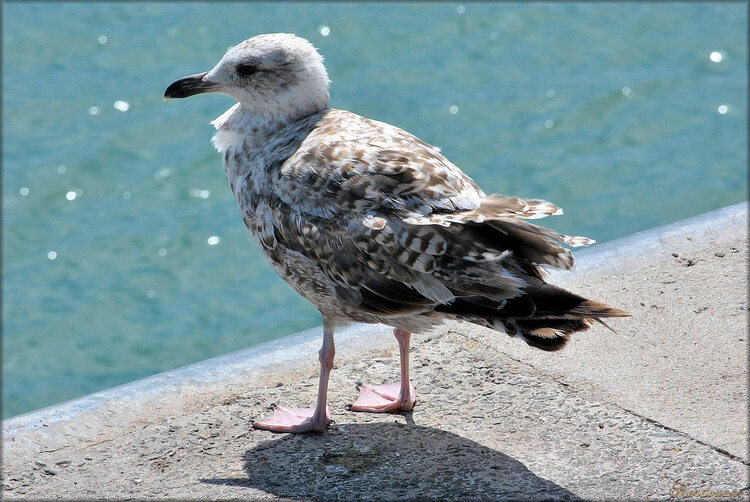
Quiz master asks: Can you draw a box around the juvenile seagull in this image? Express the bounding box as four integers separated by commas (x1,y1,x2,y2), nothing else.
165,33,629,433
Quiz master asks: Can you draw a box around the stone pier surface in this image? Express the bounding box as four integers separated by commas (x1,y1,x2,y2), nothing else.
3,203,748,500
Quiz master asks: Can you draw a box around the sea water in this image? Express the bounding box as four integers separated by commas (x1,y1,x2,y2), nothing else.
2,2,747,418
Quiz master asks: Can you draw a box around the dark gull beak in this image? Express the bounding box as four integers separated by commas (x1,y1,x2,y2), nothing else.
164,72,221,99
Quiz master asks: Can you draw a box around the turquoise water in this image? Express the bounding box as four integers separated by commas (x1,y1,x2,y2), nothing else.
2,3,747,419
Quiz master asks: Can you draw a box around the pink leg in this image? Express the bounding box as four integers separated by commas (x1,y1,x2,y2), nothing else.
253,321,335,433
350,328,416,413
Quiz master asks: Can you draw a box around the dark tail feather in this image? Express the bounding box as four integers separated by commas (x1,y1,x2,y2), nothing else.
443,284,631,352
571,299,631,318
502,297,630,351
503,318,594,351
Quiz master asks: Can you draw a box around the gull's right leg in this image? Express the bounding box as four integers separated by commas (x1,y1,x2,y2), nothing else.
253,320,335,433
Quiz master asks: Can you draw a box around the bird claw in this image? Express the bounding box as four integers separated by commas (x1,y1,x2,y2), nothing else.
349,382,416,413
252,405,331,433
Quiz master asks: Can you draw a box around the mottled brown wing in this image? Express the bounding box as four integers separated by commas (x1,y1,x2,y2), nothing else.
263,109,594,315
275,109,486,217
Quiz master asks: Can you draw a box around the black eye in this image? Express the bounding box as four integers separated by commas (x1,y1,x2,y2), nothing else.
237,63,258,77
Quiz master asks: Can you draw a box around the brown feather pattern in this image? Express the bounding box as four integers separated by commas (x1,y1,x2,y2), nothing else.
202,34,629,349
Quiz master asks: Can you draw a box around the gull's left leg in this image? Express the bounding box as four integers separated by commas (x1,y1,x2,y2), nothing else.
253,320,335,433
349,328,416,413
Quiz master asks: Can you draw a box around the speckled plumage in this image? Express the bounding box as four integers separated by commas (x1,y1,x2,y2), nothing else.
165,33,628,432
213,101,615,337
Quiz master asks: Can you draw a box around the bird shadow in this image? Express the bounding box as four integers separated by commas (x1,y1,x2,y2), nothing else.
201,416,580,500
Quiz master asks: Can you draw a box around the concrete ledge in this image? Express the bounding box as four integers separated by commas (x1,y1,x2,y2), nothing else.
547,201,747,286
3,323,392,447
3,202,746,438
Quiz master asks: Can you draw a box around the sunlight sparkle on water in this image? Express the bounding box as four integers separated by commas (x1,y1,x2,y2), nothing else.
158,248,168,257
207,236,221,246
66,191,77,201
709,51,723,63
457,5,466,14
718,105,729,114
319,25,330,37
154,167,173,179
114,100,130,112
546,89,556,98
88,106,99,116
544,120,554,129
147,289,156,298
622,86,632,97
190,188,211,199
19,187,29,196
57,165,66,174
449,105,459,114
47,251,57,260
122,191,132,200
97,35,107,45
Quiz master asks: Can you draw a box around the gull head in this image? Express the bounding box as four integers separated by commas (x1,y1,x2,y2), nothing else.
165,33,330,124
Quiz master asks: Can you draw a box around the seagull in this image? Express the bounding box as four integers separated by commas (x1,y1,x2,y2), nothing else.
165,33,629,433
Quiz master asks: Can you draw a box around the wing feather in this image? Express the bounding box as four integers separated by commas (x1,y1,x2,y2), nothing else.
255,109,594,318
